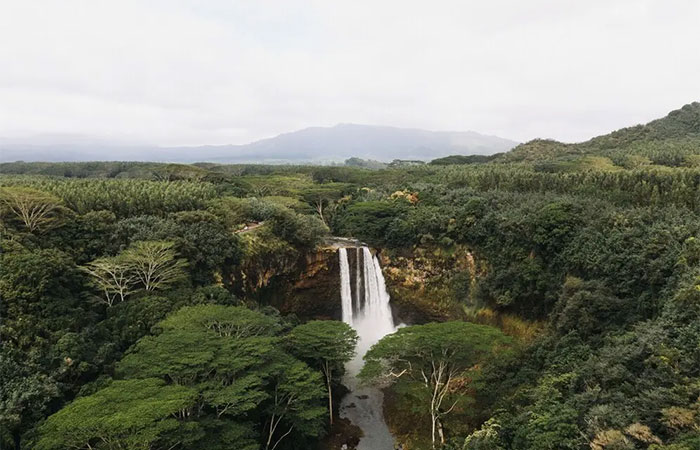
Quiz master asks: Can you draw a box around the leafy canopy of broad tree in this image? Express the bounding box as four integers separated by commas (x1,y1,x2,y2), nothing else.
35,304,327,450
287,320,358,425
360,321,512,447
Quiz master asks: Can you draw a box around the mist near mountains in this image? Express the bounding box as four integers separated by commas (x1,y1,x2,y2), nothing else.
0,124,518,164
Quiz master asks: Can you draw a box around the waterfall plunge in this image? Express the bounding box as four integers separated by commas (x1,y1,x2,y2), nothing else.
339,247,354,326
338,246,398,450
339,246,397,374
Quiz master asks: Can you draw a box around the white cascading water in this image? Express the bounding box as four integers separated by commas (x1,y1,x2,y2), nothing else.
339,246,398,450
339,248,354,326
355,246,362,315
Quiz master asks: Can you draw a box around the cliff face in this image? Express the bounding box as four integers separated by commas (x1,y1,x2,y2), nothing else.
246,243,485,324
253,247,344,320
282,249,343,319
379,245,484,322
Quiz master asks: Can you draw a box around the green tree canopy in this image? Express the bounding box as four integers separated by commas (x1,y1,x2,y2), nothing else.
287,320,358,424
0,186,66,233
122,241,188,291
0,248,87,354
35,378,197,450
0,353,59,450
156,304,281,338
360,321,512,448
41,304,328,450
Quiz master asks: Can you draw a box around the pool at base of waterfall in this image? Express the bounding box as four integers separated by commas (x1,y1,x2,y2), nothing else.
337,247,400,450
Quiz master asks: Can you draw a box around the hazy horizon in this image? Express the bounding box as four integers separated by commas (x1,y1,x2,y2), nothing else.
0,122,520,163
0,122,517,147
1,1,699,149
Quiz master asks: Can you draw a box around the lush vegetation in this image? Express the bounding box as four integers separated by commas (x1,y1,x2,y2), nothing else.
1,102,700,449
500,102,700,169
360,322,512,447
0,170,344,449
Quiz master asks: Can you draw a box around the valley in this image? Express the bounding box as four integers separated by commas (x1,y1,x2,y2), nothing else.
1,103,700,450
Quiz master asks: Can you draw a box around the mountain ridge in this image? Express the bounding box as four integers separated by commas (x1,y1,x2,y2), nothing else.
0,123,518,164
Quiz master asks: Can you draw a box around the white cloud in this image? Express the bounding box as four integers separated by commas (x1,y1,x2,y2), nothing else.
0,0,698,145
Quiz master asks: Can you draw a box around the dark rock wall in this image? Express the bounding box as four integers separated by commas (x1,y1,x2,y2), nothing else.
258,248,343,320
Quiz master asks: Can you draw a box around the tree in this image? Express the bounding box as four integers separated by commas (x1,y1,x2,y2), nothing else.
122,241,188,291
0,353,59,450
286,320,357,425
81,255,138,306
112,305,325,450
0,249,91,448
206,196,252,230
552,277,629,338
35,378,197,450
45,210,116,264
0,187,65,233
300,184,350,226
151,163,208,182
157,304,280,338
0,248,86,353
267,208,328,249
173,218,243,285
336,201,407,246
80,240,189,305
115,324,276,388
263,359,325,450
360,322,512,448
110,215,180,248
109,307,278,446
461,418,506,450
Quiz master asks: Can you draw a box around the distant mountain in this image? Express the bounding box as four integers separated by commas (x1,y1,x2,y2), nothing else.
0,124,518,163
500,102,700,167
217,124,518,162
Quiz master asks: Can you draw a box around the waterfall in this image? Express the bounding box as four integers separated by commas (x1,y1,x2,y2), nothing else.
338,245,397,450
341,246,397,375
355,246,362,314
339,248,353,326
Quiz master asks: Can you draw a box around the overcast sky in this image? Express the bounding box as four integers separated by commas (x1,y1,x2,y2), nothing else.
1,0,699,146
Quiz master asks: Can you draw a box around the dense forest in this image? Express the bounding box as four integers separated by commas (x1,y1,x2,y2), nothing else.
1,103,700,450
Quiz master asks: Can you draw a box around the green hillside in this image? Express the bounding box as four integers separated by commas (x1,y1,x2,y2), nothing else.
499,102,700,169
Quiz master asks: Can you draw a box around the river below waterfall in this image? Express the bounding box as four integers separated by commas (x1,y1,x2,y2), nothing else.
338,247,398,450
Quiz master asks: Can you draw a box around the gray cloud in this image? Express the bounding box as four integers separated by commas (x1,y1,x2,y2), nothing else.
1,0,698,146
